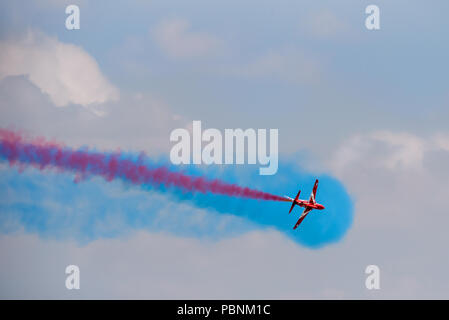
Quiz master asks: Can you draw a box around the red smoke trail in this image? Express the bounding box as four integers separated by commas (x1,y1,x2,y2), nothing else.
0,129,287,202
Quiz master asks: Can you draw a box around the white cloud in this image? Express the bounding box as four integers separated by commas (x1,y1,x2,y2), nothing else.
152,19,222,59
0,30,119,111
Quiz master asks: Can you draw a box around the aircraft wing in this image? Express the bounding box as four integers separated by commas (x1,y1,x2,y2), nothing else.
293,206,313,229
309,179,318,204
288,190,301,214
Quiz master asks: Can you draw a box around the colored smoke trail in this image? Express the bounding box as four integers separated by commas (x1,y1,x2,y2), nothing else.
0,129,286,202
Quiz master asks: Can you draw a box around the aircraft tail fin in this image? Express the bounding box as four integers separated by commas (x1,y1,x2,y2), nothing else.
309,179,318,204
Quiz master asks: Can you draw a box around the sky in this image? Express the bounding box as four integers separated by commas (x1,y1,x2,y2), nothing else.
0,0,449,299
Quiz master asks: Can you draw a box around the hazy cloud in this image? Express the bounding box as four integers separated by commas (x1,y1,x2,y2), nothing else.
331,131,449,229
152,19,222,59
226,49,323,84
0,75,184,154
302,9,348,38
0,230,356,299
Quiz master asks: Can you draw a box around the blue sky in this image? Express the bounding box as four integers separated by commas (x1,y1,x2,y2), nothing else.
1,0,449,298
3,1,447,132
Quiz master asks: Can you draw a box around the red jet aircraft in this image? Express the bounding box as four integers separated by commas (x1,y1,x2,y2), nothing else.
284,179,325,229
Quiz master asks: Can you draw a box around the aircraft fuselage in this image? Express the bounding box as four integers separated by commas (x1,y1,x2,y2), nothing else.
295,200,325,210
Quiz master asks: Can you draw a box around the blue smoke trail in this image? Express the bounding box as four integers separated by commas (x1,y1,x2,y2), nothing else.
167,160,354,248
0,151,353,248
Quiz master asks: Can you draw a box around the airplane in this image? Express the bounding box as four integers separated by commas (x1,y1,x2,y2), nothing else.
283,179,325,230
